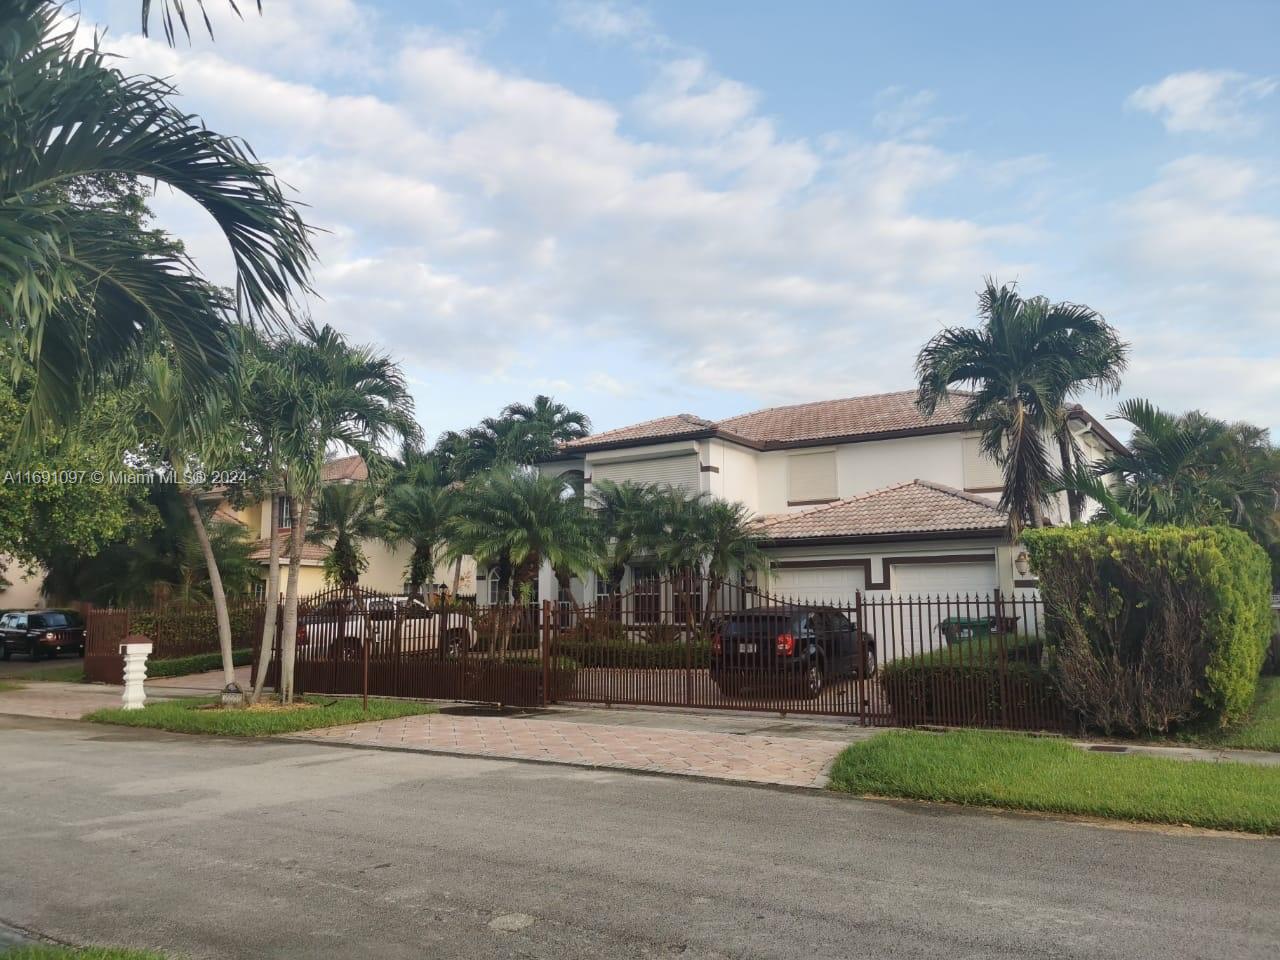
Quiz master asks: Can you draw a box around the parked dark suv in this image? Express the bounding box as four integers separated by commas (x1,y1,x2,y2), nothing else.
0,610,86,660
709,606,875,698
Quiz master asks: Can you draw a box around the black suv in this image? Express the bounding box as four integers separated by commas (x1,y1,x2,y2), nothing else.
709,606,875,698
0,610,86,660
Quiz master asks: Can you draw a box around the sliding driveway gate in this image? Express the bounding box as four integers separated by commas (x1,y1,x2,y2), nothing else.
267,579,1069,733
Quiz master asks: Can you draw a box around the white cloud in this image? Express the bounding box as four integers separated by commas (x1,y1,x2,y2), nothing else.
558,1,655,43
872,87,955,141
1127,70,1277,134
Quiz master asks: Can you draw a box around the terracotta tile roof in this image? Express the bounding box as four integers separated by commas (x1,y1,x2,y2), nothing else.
209,502,246,525
249,532,328,564
558,391,973,453
322,454,368,482
561,413,717,450
756,480,1006,541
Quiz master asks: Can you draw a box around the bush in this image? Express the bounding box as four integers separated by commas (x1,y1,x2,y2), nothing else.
555,638,711,669
1023,525,1272,734
129,602,263,660
880,635,1066,730
146,648,254,678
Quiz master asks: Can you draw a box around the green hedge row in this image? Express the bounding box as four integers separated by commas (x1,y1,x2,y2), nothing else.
129,604,263,660
553,639,711,669
146,648,254,678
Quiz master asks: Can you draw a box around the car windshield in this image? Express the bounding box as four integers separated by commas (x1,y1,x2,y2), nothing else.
30,612,78,628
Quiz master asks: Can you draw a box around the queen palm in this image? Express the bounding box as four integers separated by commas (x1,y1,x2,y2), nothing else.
2,2,312,434
916,279,1127,536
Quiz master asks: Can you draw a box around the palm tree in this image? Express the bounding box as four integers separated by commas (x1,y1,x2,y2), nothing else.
502,395,592,459
383,476,454,598
140,1,261,43
654,491,768,624
445,469,593,651
115,352,245,694
589,480,664,596
2,2,312,435
308,482,382,589
916,278,1127,536
271,323,419,702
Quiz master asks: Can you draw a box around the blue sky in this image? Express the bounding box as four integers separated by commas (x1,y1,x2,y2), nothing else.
79,0,1280,439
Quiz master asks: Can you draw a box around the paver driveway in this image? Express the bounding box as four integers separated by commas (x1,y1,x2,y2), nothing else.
288,712,847,787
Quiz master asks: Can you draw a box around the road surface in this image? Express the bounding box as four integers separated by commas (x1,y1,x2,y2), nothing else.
0,714,1275,959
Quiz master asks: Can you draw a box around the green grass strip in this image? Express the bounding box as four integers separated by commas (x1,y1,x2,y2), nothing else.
85,695,437,737
828,729,1280,835
1182,676,1280,753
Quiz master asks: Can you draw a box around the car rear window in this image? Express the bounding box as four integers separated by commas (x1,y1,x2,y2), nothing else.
717,613,792,637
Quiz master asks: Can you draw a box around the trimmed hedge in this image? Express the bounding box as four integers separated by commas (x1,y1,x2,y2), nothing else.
880,635,1066,730
146,648,254,678
129,602,263,661
1023,525,1272,733
554,638,711,669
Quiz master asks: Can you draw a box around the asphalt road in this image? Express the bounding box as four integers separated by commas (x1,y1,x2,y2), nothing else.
0,715,1276,960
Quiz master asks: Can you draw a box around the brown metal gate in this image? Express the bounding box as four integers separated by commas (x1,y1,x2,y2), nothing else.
545,576,1068,732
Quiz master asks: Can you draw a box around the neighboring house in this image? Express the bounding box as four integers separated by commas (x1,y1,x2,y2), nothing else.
532,390,1125,607
0,559,46,610
208,455,475,600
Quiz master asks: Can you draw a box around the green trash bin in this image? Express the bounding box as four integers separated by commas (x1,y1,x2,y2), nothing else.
938,616,994,644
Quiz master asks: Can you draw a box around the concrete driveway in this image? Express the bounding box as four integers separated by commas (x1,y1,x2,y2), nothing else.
0,714,1276,960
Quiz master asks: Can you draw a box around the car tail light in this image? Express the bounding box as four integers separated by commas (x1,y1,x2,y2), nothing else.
711,633,722,655
775,632,795,656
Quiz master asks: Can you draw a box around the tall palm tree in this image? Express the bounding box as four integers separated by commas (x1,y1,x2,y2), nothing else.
2,2,312,435
271,323,419,702
916,278,1127,536
308,482,382,589
115,352,245,694
445,469,593,651
502,395,592,455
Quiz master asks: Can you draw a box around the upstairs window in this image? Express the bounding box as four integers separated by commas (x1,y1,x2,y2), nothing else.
276,495,293,529
787,450,837,504
962,435,1004,492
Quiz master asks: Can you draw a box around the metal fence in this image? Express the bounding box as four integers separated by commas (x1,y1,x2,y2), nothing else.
83,598,267,684
261,578,1068,732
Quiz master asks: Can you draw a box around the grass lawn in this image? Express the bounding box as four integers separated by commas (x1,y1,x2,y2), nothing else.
0,679,23,693
0,948,166,959
0,661,85,683
1180,676,1280,753
828,729,1280,835
85,695,437,737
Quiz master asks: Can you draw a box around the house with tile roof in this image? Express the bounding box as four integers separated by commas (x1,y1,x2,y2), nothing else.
209,454,475,599
532,390,1124,606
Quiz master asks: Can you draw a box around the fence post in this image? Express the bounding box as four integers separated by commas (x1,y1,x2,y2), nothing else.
854,590,866,726
994,587,1009,729
541,598,552,707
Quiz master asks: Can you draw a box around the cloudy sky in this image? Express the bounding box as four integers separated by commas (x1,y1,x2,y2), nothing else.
77,0,1280,439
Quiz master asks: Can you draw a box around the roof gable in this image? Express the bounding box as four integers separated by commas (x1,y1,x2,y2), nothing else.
756,479,1007,542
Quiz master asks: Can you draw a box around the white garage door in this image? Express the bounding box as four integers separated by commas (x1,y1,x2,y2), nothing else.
891,561,997,599
770,567,866,605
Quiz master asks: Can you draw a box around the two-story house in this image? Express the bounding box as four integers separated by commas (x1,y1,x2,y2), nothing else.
531,390,1124,606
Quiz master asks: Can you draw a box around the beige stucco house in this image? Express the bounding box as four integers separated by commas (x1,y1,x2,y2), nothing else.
533,390,1124,607
211,455,475,600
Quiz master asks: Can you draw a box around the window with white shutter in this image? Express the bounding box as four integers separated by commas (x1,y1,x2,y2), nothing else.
787,451,837,504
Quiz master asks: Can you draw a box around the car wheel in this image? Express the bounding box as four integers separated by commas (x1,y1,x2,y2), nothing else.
861,648,877,678
444,630,468,657
1,644,10,661
803,661,825,699
28,641,43,661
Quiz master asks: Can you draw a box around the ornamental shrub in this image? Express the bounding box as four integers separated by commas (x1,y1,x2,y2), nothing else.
1022,525,1271,734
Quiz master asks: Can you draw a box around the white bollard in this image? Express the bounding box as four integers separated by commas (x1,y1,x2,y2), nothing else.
120,639,153,711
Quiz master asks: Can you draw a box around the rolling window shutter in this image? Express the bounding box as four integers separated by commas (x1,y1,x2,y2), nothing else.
962,436,1004,490
592,454,700,493
787,451,837,502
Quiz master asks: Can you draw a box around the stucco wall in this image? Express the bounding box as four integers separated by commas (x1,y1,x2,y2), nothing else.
0,559,45,609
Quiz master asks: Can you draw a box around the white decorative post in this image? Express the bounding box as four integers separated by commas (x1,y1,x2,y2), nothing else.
120,636,153,711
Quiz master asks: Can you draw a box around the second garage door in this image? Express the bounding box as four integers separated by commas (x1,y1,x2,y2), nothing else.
890,560,998,598
770,566,866,605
